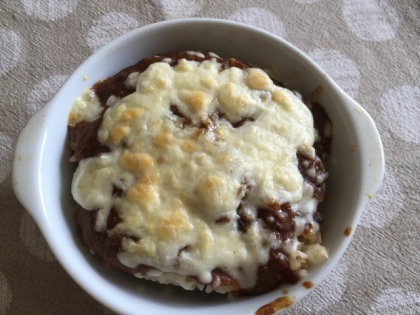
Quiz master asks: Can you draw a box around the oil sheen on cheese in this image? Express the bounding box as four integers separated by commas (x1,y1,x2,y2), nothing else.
71,57,324,290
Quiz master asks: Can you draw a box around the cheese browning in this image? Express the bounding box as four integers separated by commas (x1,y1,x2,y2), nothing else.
71,56,327,291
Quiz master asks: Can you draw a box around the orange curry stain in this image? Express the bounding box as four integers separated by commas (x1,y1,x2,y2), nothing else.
344,227,352,237
255,296,296,315
302,281,314,289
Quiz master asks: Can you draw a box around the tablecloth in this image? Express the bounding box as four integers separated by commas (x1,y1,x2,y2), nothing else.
1,0,419,314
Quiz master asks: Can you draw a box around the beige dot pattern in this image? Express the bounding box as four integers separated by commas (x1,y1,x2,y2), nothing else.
359,168,403,228
26,75,69,118
0,271,12,315
0,132,13,184
285,263,348,314
307,48,360,98
0,0,419,314
155,0,203,19
380,85,420,144
0,29,21,76
20,0,78,21
20,212,56,262
368,288,420,314
86,12,140,52
343,0,400,42
228,7,287,38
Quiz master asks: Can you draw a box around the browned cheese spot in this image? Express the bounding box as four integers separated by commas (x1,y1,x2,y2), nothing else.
255,296,296,315
215,216,230,224
344,226,352,237
282,290,288,295
302,281,314,289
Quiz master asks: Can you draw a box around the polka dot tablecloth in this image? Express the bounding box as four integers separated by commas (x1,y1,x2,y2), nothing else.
0,1,419,314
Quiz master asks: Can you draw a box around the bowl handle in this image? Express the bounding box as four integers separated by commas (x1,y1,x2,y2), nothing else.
345,94,385,195
12,105,49,222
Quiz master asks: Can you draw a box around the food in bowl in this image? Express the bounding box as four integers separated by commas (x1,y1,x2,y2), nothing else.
68,51,332,296
13,19,385,315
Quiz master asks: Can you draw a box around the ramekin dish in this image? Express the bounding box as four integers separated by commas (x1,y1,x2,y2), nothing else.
13,18,384,315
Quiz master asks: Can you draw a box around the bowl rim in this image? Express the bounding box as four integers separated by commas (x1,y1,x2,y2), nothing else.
13,17,385,315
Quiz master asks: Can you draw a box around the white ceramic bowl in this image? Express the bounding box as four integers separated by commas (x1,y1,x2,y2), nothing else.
13,18,384,315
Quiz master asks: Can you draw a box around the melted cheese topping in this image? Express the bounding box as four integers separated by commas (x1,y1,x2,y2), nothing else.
71,57,326,289
68,89,102,126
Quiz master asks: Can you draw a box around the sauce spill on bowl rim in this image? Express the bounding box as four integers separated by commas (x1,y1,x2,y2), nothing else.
255,295,296,315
